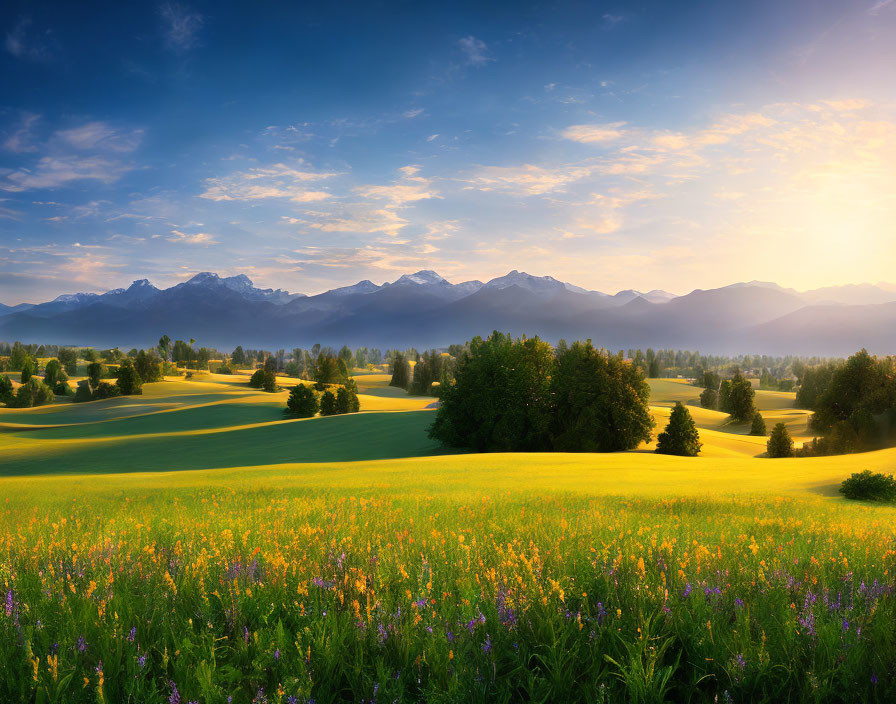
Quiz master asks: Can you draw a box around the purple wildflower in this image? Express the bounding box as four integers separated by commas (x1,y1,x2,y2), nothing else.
137,653,146,668
274,648,280,662
127,626,136,642
683,583,692,597
77,636,87,653
168,681,181,704
5,590,12,617
734,598,744,609
482,633,492,654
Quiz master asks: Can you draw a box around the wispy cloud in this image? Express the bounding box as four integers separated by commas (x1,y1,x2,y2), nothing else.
561,122,627,144
0,156,135,192
160,3,204,52
199,162,337,202
4,18,56,63
166,229,218,245
868,0,895,15
3,113,41,153
462,163,597,195
56,122,144,153
458,36,492,66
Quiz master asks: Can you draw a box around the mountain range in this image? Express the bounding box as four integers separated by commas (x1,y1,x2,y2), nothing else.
1,270,895,356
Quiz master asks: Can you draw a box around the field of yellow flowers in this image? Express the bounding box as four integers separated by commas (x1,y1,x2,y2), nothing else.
1,465,894,704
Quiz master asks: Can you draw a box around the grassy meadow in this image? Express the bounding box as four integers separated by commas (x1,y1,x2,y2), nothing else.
1,373,894,702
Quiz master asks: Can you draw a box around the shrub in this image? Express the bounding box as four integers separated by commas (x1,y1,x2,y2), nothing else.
116,359,143,396
749,412,767,436
216,365,233,375
655,402,702,456
319,390,337,416
286,384,319,418
0,375,13,406
14,378,54,408
767,422,794,458
92,382,121,400
73,380,93,403
248,369,266,388
54,380,72,396
839,470,896,503
699,388,718,410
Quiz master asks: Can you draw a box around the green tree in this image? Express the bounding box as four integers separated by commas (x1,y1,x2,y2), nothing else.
430,332,554,452
550,340,654,452
655,402,702,456
116,359,143,396
92,382,121,400
73,380,93,403
20,356,36,384
750,412,767,436
43,359,66,388
319,390,337,416
57,347,79,376
158,335,172,362
389,353,411,390
286,384,319,418
0,375,14,406
87,362,103,391
14,378,55,408
699,388,718,410
231,345,246,367
134,350,163,383
261,370,277,393
723,371,756,422
767,422,794,458
9,342,27,371
338,345,354,373
248,369,266,388
648,357,660,379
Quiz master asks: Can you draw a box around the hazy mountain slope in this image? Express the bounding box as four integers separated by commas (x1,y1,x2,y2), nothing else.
0,270,892,354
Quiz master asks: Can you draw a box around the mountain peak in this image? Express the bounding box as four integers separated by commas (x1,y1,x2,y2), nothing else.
187,272,221,285
394,270,448,286
128,279,155,290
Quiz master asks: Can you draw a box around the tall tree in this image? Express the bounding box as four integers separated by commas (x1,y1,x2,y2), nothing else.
389,353,411,390
116,360,143,396
430,332,554,452
550,340,654,452
767,423,794,458
286,384,319,418
655,402,702,456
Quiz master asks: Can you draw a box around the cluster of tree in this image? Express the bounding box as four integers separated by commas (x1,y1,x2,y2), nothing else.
698,370,757,422
71,351,163,403
409,350,454,396
389,353,412,390
430,332,654,452
0,375,55,408
285,380,360,418
794,350,896,455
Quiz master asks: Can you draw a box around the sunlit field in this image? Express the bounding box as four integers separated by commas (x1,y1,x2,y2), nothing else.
1,374,894,702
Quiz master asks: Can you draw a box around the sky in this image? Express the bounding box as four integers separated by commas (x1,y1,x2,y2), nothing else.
1,0,895,303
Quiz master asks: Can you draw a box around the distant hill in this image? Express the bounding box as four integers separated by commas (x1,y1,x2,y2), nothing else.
0,270,894,354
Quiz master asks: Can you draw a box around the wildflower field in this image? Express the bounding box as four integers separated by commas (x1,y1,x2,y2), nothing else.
1,463,895,704
1,375,894,703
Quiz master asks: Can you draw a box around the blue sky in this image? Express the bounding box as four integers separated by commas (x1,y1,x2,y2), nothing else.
1,0,895,303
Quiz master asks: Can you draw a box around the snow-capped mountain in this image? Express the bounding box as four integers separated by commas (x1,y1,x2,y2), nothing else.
1,270,895,355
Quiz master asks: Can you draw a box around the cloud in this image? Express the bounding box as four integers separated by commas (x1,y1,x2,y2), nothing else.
199,163,336,202
868,0,895,15
402,108,424,119
0,156,135,191
167,229,218,245
463,163,596,195
160,3,204,52
355,165,440,206
56,122,144,153
4,18,56,63
3,113,41,153
561,122,627,144
458,36,491,66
